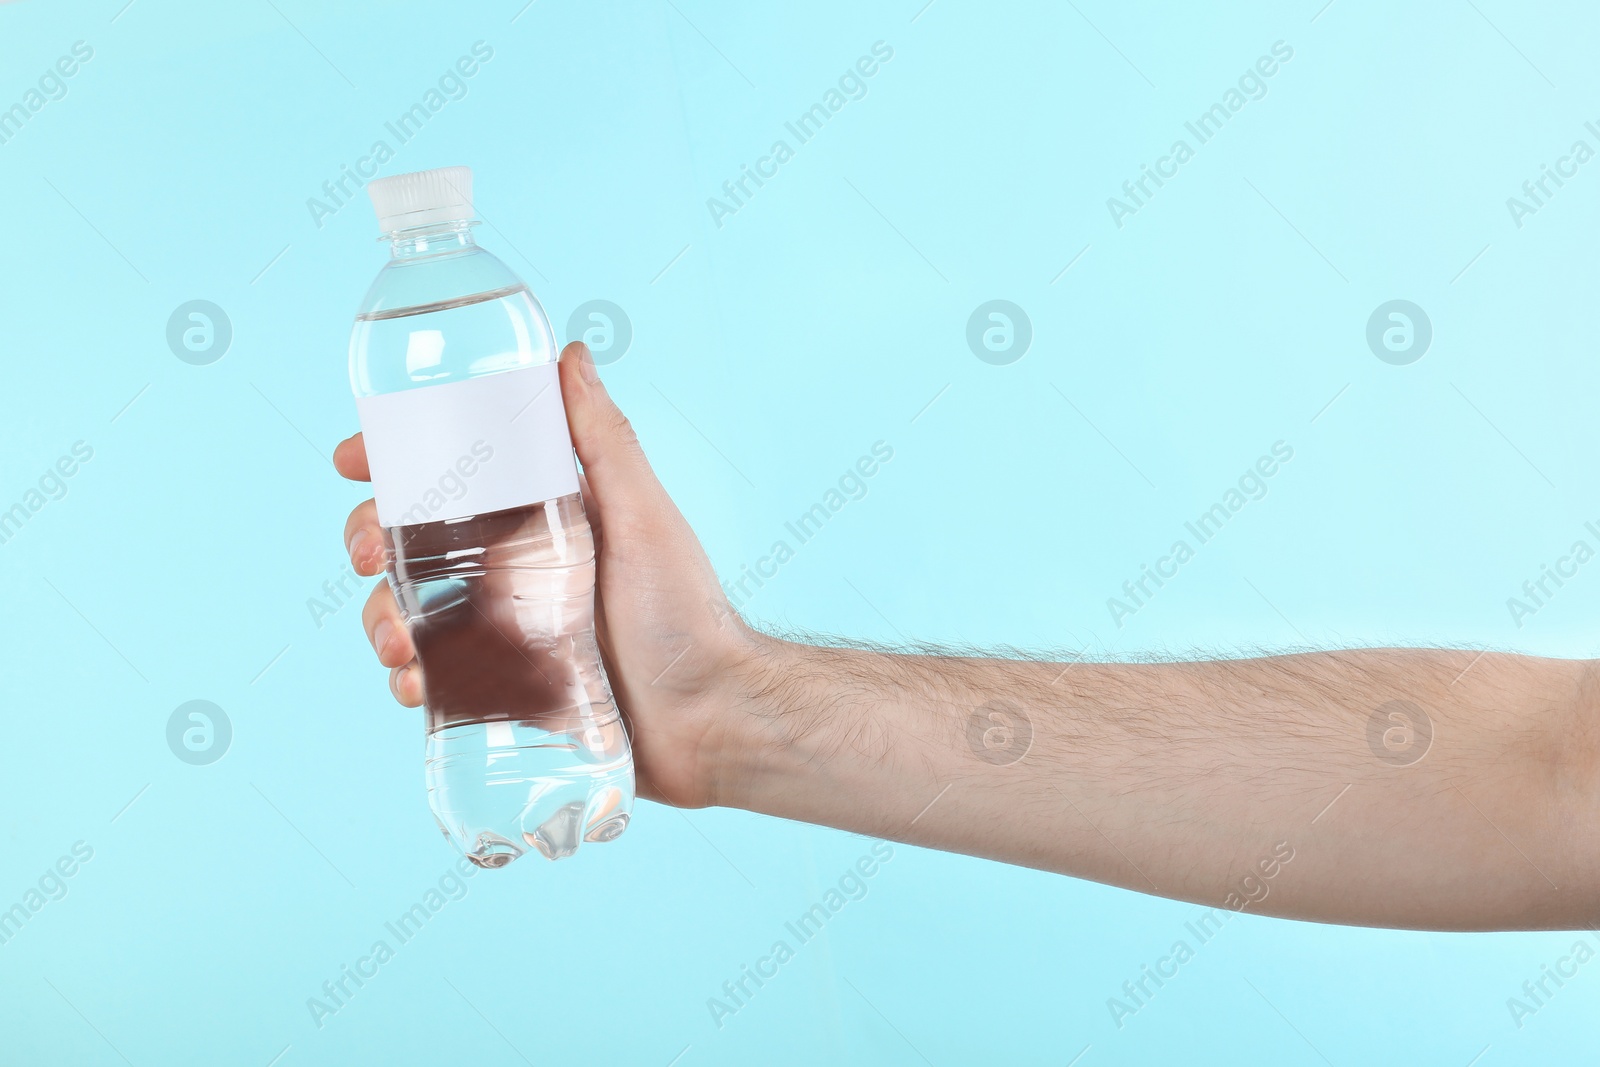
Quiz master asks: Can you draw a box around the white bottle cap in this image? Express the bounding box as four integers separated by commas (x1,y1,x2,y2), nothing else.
366,166,474,233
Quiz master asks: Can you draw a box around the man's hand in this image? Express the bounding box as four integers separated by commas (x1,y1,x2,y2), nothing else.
335,341,1600,931
334,341,770,809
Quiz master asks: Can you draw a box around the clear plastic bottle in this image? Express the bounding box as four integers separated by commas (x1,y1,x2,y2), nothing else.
348,166,633,868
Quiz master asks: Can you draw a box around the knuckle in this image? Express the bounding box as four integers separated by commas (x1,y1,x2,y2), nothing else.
607,408,641,451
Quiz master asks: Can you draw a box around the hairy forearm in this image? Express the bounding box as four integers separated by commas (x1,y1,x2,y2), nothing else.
716,640,1599,931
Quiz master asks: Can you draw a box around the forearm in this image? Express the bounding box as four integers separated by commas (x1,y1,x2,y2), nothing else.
716,640,1599,930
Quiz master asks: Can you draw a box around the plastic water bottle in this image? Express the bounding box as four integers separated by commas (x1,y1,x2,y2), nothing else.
348,166,633,868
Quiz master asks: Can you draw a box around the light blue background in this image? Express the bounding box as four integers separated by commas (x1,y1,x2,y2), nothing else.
2,1,1597,1063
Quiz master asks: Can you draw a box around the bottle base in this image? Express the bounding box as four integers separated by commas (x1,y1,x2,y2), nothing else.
427,717,634,868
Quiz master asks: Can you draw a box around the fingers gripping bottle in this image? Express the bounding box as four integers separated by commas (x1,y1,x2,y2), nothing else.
349,166,633,868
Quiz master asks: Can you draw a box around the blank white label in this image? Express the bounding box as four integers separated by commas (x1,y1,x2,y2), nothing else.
355,363,578,528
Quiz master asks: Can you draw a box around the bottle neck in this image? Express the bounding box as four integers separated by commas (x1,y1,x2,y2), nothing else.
387,221,477,260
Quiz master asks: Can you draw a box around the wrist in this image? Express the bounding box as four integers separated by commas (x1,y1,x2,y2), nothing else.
700,630,813,812
700,636,961,836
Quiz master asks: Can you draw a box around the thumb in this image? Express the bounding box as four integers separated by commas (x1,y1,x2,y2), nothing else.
558,341,667,523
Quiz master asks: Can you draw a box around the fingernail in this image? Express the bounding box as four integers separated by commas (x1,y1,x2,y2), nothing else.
374,619,396,660
579,343,601,386
393,665,412,700
352,531,383,575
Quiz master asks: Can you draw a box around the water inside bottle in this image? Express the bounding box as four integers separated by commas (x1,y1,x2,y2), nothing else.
384,495,633,868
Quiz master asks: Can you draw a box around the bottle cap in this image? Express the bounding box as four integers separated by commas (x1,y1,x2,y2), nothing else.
366,166,473,233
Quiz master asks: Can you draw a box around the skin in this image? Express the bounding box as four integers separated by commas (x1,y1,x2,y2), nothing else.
336,342,1600,932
